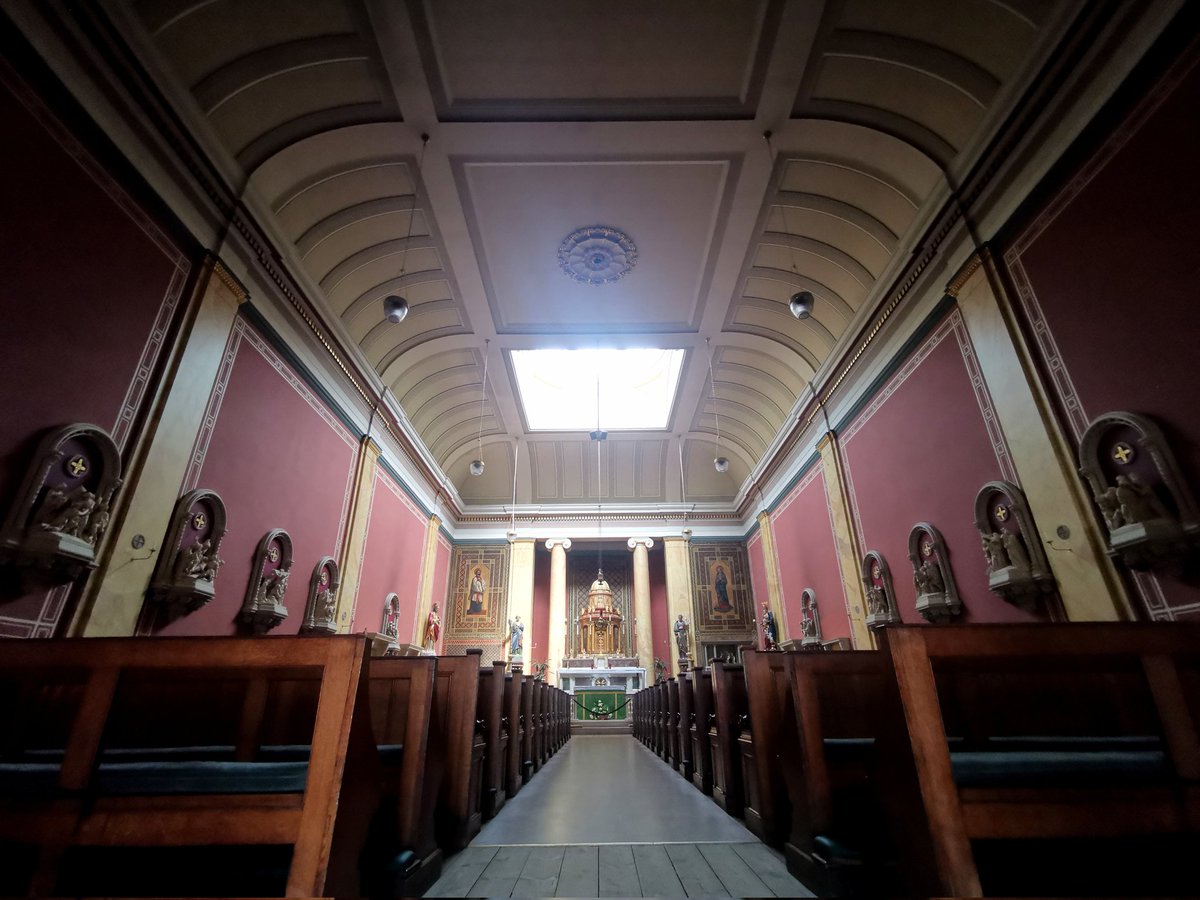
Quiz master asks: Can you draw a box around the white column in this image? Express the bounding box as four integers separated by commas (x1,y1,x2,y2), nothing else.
627,538,654,675
545,538,572,685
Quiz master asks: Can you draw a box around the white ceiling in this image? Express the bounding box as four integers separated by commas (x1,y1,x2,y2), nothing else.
114,0,1075,508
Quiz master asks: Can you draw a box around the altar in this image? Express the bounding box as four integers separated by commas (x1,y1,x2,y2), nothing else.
559,571,646,718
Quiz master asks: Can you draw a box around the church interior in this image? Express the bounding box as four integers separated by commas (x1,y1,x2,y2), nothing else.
1,0,1199,896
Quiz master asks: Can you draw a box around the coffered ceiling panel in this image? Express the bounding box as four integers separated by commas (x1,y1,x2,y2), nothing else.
408,0,781,120
456,158,734,334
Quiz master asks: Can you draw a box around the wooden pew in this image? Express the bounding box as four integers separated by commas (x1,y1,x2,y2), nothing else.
366,655,440,895
423,650,486,854
667,677,681,770
686,666,714,795
654,682,666,758
0,635,378,898
677,671,695,781
532,681,545,770
883,623,1200,898
520,674,534,783
504,671,523,798
476,661,508,820
741,650,794,845
710,661,747,817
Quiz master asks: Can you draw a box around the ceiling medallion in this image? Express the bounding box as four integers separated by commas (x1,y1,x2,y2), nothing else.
557,225,638,286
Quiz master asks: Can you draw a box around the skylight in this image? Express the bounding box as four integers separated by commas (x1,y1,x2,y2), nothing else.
511,348,685,431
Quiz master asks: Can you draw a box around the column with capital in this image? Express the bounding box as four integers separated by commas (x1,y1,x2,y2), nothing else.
627,538,654,676
545,539,571,685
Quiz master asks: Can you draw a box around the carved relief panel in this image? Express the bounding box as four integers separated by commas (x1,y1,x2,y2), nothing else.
861,551,899,629
0,424,123,582
240,529,292,634
908,523,962,624
301,556,339,635
974,480,1055,610
148,489,227,617
799,588,822,649
1079,411,1199,571
379,592,401,655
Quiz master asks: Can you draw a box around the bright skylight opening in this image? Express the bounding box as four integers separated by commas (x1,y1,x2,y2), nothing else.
512,348,685,431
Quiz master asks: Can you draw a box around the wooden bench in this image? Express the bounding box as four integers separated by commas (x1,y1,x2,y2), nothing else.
520,674,534,783
476,661,508,820
667,677,681,770
677,669,695,781
686,666,714,795
741,650,795,845
710,661,747,817
883,623,1200,897
504,671,524,798
0,635,378,898
420,650,485,854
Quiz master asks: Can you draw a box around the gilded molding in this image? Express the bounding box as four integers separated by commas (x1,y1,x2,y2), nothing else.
944,251,985,298
211,257,249,305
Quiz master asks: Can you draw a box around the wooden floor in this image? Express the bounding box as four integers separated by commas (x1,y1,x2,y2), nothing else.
425,841,813,897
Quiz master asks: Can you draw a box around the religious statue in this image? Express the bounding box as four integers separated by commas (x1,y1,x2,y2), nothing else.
179,539,212,578
262,566,289,605
865,583,888,617
423,601,441,651
592,698,609,720
382,595,400,639
33,484,102,541
981,532,1008,573
317,583,336,622
467,567,486,614
508,615,524,657
913,559,944,595
673,614,690,658
712,565,732,612
1115,474,1171,525
653,658,666,684
1001,530,1030,570
801,604,817,638
760,601,779,650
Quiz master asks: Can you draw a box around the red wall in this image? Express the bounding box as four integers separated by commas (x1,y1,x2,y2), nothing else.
160,319,357,635
1005,54,1200,618
840,312,1038,625
771,465,853,642
532,544,550,664
0,65,189,638
649,544,670,665
352,466,430,643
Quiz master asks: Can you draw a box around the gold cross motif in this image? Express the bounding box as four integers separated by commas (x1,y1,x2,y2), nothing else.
268,546,280,563
192,513,207,530
1112,442,1134,464
921,540,934,558
320,570,330,585
871,564,881,580
994,505,1009,522
67,456,88,477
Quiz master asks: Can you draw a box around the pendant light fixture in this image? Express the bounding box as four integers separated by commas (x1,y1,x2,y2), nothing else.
763,130,814,320
707,337,730,473
383,132,430,325
469,338,490,476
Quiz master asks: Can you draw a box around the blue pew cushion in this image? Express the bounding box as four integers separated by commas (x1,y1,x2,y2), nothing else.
950,749,1168,788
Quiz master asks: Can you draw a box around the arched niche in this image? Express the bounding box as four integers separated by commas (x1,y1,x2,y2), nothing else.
861,550,899,629
908,523,962,624
240,529,293,634
301,555,340,635
148,489,228,618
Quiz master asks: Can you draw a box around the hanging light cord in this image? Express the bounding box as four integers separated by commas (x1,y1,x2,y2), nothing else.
707,337,722,460
476,338,490,462
397,134,429,283
510,437,519,534
596,368,603,574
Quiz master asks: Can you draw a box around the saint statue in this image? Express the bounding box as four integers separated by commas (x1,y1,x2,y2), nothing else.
423,601,441,651
508,615,524,657
1001,530,1030,570
981,532,1008,572
761,601,779,650
381,597,400,639
673,614,690,658
467,567,486,614
713,565,732,612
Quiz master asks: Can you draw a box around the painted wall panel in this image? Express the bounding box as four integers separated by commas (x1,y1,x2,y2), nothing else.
161,319,357,635
841,311,1038,624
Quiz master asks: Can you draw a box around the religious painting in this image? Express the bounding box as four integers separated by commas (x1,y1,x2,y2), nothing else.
708,559,735,615
690,541,755,644
445,544,509,646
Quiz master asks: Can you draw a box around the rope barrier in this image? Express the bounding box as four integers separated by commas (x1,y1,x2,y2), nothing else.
571,694,631,716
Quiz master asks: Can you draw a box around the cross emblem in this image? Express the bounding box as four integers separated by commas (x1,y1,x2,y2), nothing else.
871,564,881,580
1112,443,1134,464
267,546,280,563
921,540,934,558
995,505,1009,522
67,456,88,477
320,569,330,585
192,513,207,530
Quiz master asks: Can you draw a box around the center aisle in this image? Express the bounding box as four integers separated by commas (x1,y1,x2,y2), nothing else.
424,735,813,897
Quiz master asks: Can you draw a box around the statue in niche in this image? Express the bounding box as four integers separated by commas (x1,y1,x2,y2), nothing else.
260,567,289,607
316,580,336,622
1001,530,1030,571
32,484,105,542
673,614,690,658
760,601,779,650
423,602,441,652
382,596,400,639
1115,474,1171,525
508,615,524,657
981,532,1008,572
913,558,945,595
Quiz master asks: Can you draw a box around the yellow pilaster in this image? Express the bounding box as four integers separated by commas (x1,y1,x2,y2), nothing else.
507,538,536,667
817,433,874,649
951,251,1132,620
543,539,570,683
754,511,786,644
78,256,245,636
411,514,443,650
334,437,381,633
662,536,693,676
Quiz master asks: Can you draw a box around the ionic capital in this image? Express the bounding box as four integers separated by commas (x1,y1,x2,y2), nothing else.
545,538,573,552
627,537,655,551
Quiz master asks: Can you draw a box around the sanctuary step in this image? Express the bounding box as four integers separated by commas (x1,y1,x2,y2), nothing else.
571,718,632,736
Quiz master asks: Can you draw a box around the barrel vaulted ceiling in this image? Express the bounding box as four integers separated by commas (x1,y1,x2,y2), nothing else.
116,0,1075,508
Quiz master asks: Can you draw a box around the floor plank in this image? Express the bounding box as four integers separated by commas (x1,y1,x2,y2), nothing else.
470,845,532,897
730,842,814,897
425,845,499,897
664,843,728,897
555,845,599,897
632,844,685,897
514,845,566,897
698,842,775,897
598,844,641,897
